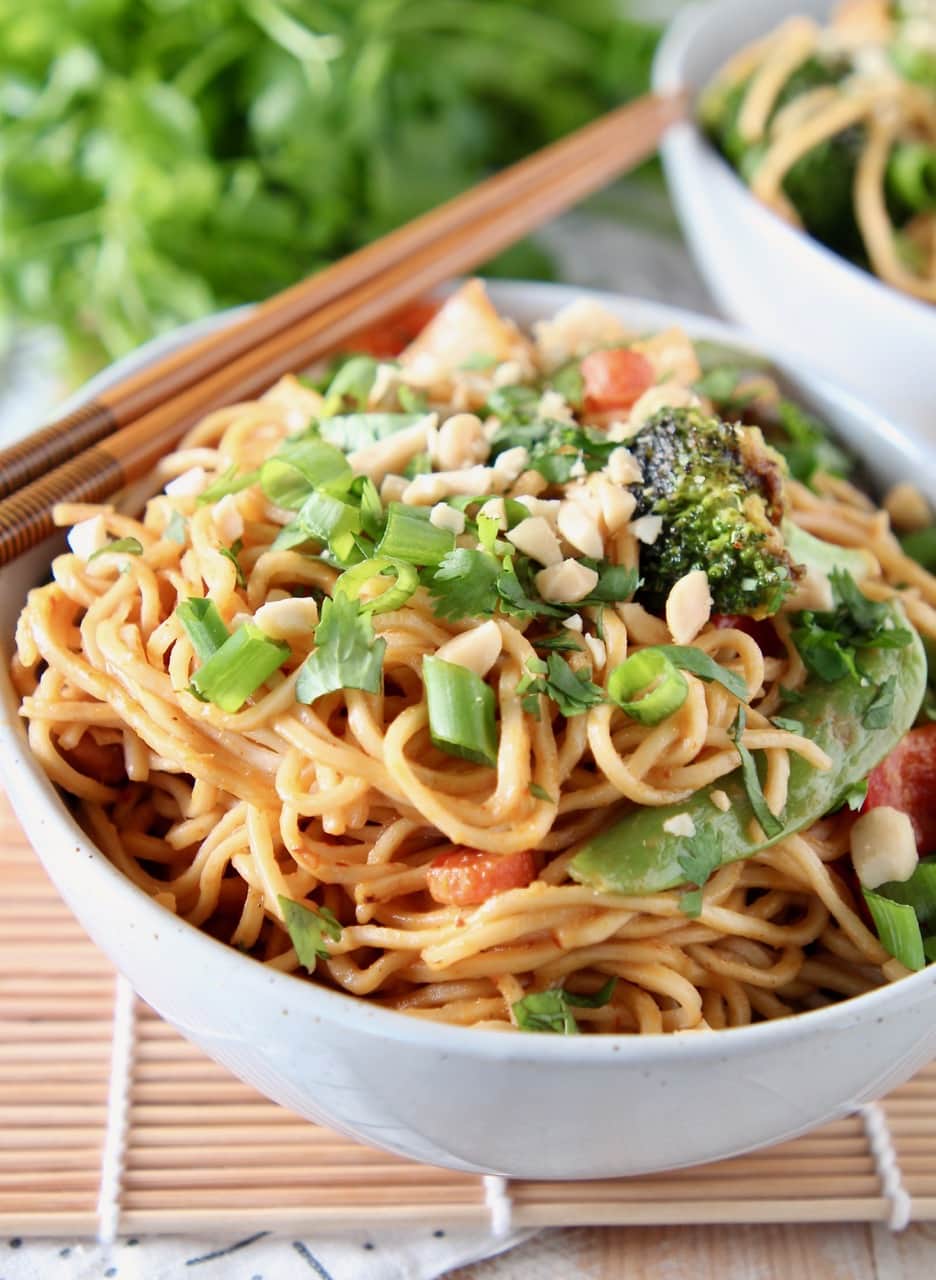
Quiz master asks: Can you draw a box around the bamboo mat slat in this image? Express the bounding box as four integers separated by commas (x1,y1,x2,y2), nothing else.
1,796,935,1240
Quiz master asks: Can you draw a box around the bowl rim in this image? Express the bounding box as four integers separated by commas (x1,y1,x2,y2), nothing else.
4,277,936,1065
652,0,936,327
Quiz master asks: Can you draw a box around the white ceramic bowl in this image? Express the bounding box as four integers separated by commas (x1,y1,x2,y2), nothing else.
654,0,936,442
3,282,936,1180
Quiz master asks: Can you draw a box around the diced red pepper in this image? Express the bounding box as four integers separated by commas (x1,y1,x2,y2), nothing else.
427,847,537,906
863,723,936,855
581,347,655,414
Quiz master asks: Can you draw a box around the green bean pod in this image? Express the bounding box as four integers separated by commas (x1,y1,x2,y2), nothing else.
570,604,927,896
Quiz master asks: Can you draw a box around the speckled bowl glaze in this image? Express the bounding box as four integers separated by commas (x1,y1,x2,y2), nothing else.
2,282,935,1179
654,0,936,442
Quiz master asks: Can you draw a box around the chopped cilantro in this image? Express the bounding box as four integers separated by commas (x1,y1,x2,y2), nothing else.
863,675,897,729
535,631,583,653
792,570,913,683
529,782,556,804
676,829,722,918
295,594,386,704
516,653,605,718
425,548,500,621
219,539,247,588
164,511,187,545
731,705,783,838
771,716,804,734
838,778,869,812
278,897,342,974
197,464,259,506
88,537,143,560
513,978,617,1034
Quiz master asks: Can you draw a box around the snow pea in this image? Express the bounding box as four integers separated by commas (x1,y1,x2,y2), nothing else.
569,604,927,896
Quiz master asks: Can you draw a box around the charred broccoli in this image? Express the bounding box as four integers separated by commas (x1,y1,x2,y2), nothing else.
629,407,801,617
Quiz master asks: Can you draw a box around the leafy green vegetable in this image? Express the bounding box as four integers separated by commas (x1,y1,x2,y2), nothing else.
164,511,187,545
176,597,230,662
0,2,659,371
295,593,385,704
529,782,555,804
864,890,926,972
839,778,869,812
792,570,914,683
197,466,259,507
863,675,897,729
730,705,783,838
426,547,500,621
676,828,722,917
218,539,247,588
516,654,605,718
88,536,143,560
513,978,617,1034
901,526,936,572
278,897,342,974
771,716,804,734
189,622,290,712
655,645,748,702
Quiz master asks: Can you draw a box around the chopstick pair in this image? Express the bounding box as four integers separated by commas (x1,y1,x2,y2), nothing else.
0,90,686,566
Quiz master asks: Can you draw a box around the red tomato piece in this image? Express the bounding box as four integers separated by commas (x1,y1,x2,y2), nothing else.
427,847,537,906
581,347,655,414
863,723,936,855
710,613,786,659
346,299,441,358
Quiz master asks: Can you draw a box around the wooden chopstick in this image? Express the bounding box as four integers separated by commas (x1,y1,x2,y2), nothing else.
0,90,685,501
0,90,685,565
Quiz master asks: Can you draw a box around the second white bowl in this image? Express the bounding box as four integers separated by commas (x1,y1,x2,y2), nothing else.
654,0,936,442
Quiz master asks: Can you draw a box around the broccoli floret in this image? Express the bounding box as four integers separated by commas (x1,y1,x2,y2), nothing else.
629,407,801,617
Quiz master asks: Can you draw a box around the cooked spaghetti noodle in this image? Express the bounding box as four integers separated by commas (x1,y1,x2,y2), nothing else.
701,2,936,301
12,283,936,1033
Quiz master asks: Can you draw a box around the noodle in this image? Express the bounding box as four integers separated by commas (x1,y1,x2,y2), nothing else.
12,283,936,1034
703,2,936,301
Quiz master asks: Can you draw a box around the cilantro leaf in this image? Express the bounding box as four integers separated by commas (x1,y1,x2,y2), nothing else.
676,829,722,918
219,539,247,588
295,594,386,704
863,675,897,729
529,782,556,804
731,706,783,838
535,631,584,653
657,645,748,701
278,897,342,974
541,654,605,716
578,562,640,606
425,548,499,621
516,654,605,718
88,537,143,560
496,556,566,619
771,716,804,734
197,465,259,506
838,778,869,811
513,978,616,1034
792,571,913,683
164,511,187,545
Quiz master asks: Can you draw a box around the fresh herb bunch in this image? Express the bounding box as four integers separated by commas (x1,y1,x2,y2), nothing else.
0,0,659,372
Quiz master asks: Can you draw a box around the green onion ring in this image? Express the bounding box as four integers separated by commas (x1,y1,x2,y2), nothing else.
607,648,688,725
334,557,418,615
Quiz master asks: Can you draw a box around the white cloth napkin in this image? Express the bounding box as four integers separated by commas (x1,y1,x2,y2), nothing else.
0,1228,533,1280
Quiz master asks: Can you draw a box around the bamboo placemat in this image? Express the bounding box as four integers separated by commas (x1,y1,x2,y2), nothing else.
3,795,936,1242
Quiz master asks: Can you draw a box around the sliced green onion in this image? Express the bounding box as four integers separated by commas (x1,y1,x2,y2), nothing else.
877,858,936,928
731,705,783,838
278,896,342,974
864,890,926,972
189,623,289,713
261,439,349,510
423,655,498,767
323,355,379,410
197,465,259,506
88,537,143,560
319,412,425,453
656,645,748,701
296,489,362,559
271,521,313,552
334,557,418,615
925,936,936,964
377,504,455,566
176,598,230,662
886,141,936,213
607,649,688,725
